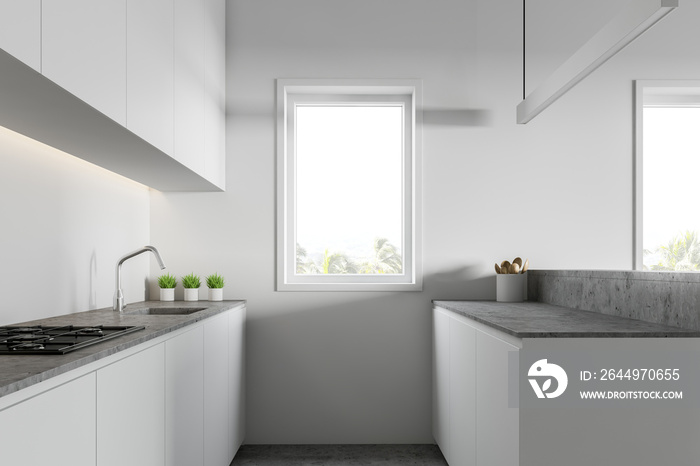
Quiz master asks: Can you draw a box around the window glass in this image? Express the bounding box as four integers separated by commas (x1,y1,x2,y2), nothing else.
643,107,700,271
295,105,404,275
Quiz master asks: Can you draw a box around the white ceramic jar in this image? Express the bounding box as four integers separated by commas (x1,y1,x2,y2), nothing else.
160,288,175,301
184,288,199,301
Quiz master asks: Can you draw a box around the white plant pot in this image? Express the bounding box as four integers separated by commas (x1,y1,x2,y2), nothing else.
496,273,527,303
208,288,223,301
184,288,199,302
160,288,175,302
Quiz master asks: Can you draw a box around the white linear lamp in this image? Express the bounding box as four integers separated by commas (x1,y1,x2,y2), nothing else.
517,0,678,124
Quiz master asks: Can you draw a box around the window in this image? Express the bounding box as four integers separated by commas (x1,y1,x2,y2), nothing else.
635,81,700,271
276,79,422,291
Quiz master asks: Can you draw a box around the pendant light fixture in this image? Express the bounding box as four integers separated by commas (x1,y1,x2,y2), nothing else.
517,0,678,124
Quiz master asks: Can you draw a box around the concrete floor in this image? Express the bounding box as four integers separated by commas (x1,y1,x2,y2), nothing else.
231,444,448,465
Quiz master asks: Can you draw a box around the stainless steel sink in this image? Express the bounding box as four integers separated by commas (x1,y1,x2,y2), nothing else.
124,307,207,316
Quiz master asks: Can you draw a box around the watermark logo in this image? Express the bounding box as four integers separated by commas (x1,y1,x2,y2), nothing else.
528,359,568,399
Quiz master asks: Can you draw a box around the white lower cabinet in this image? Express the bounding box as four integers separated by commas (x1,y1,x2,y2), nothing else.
0,373,96,464
433,306,520,466
432,307,451,460
97,343,165,466
475,329,519,466
204,312,231,466
434,306,700,466
166,325,205,466
449,316,476,466
229,305,246,455
0,304,245,466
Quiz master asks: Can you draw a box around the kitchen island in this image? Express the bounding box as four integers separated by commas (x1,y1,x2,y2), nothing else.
433,300,700,466
0,300,246,466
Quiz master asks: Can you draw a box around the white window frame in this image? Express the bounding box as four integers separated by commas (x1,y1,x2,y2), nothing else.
634,79,700,269
276,79,423,291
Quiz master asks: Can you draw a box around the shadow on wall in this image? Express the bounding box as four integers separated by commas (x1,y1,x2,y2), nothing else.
244,291,434,443
243,265,496,443
423,264,495,300
423,108,492,127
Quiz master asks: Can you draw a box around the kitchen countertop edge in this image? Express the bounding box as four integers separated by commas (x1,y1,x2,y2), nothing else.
432,300,700,339
0,300,246,399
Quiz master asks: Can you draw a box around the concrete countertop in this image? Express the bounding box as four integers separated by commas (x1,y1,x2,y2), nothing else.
433,300,700,339
0,300,246,399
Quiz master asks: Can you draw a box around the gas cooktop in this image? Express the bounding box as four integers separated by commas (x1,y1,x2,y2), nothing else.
0,325,145,355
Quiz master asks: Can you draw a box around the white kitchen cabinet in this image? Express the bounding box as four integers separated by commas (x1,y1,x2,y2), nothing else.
97,343,165,466
204,311,231,466
449,317,477,466
126,0,174,155
0,0,225,191
166,325,204,466
432,307,451,460
229,305,246,457
434,305,700,466
174,0,206,175
0,304,244,466
0,373,96,464
433,307,520,466
475,329,519,466
203,0,226,188
0,0,41,71
42,0,127,125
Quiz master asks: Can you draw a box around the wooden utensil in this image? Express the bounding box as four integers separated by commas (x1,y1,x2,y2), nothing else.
510,263,520,274
501,260,511,272
512,257,523,268
495,263,502,274
521,258,529,274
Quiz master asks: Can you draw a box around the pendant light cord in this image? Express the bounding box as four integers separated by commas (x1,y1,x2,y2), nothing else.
523,0,526,101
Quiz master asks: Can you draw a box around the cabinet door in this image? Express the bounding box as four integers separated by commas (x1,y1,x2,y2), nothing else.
0,373,96,464
476,330,519,466
42,0,126,125
174,0,205,174
229,306,246,458
432,308,451,460
0,0,40,71
97,343,165,466
450,318,477,466
166,326,204,466
204,311,230,466
203,0,225,188
127,0,174,155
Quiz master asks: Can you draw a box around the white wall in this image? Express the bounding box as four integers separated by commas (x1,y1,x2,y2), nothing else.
148,0,700,444
0,127,150,326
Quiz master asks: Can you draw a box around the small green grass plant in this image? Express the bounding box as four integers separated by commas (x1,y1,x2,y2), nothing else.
181,273,201,289
157,273,177,289
205,273,225,289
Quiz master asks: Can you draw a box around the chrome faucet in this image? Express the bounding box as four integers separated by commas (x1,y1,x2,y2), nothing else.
114,245,166,312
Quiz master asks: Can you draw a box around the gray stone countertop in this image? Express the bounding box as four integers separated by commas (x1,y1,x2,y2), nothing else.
0,300,246,399
432,300,700,339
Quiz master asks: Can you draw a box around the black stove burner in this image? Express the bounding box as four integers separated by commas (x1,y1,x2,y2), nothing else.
9,327,42,333
12,342,45,351
5,333,49,341
0,325,145,355
74,327,104,336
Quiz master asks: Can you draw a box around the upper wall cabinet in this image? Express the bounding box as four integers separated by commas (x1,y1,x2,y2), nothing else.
127,0,174,156
0,0,225,191
0,1,41,71
42,0,127,126
204,0,226,188
174,0,206,176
